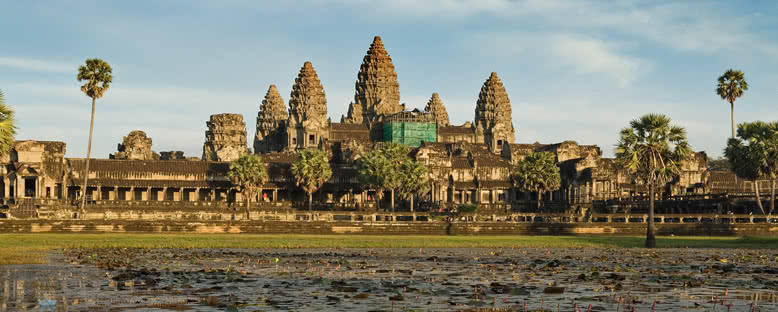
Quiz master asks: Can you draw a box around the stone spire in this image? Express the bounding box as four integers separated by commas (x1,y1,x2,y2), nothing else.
289,61,327,126
254,85,288,153
346,36,403,126
424,93,450,127
202,113,249,161
288,61,329,149
112,130,157,160
474,72,515,148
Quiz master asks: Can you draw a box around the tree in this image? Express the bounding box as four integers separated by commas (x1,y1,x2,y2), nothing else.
357,143,409,213
0,90,17,157
725,121,778,215
716,69,748,138
707,156,731,172
397,159,429,212
77,59,112,213
615,114,692,248
512,151,561,210
291,149,332,212
228,154,268,219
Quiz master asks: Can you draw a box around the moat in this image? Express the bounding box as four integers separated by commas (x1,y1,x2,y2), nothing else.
3,247,777,311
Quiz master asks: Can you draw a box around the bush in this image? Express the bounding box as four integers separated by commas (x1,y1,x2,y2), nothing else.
457,203,477,214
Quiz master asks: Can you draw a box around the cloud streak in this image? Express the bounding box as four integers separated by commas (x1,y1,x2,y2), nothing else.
0,56,74,73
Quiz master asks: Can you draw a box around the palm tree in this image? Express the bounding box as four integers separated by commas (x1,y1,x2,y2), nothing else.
398,159,429,212
726,121,778,215
615,114,692,248
228,154,268,220
358,143,409,213
512,152,561,210
291,149,332,212
716,69,748,138
77,59,112,213
0,90,17,157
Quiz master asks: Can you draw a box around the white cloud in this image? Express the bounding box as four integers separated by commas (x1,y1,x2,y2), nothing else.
548,35,645,87
0,56,74,73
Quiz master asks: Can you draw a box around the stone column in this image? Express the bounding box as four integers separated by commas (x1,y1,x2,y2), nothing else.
3,176,9,199
142,188,149,201
96,186,102,201
273,189,278,202
162,187,168,201
129,187,135,201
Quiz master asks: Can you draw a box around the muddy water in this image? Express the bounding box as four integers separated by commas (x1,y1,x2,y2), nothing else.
1,248,777,311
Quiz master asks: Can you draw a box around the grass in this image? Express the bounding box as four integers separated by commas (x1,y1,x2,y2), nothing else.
1,234,776,265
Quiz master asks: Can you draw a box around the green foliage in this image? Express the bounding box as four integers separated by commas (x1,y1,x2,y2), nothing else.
0,90,17,157
707,156,731,171
725,121,778,214
228,154,268,203
457,203,478,214
615,114,692,185
397,159,429,200
716,69,748,105
291,149,332,195
513,151,561,208
357,143,411,202
77,58,113,99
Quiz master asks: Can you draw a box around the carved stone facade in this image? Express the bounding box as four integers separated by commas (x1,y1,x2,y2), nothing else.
254,85,288,153
474,72,515,152
111,130,158,160
288,62,329,149
202,113,248,162
345,36,404,127
0,35,724,217
424,93,450,127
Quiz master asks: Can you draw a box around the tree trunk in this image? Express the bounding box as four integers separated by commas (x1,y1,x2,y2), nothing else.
390,189,395,214
80,97,96,216
536,190,541,211
308,191,313,212
646,182,656,248
410,194,414,212
730,101,735,138
245,190,251,220
754,180,765,215
770,177,775,215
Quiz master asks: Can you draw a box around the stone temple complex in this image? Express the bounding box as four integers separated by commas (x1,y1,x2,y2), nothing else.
0,35,765,221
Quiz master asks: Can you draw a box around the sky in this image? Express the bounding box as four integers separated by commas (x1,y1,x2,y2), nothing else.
1,0,777,159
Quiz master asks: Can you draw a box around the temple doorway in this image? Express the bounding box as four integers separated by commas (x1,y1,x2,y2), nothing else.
24,177,36,198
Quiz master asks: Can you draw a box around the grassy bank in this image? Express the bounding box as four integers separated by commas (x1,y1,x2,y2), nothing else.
1,234,776,265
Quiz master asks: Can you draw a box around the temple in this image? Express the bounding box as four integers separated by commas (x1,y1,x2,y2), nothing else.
0,35,755,220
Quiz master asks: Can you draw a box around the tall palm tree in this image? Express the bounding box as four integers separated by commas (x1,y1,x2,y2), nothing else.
512,152,561,210
716,69,748,138
291,149,332,212
228,154,268,220
0,90,17,157
77,59,112,213
615,114,692,248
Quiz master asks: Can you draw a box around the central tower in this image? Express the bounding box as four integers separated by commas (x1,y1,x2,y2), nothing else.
344,36,403,128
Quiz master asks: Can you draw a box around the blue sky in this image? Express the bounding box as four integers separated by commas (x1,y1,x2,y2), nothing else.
1,0,777,158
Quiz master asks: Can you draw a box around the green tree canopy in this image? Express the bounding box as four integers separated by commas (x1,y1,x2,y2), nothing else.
716,69,748,138
615,113,692,248
228,154,268,203
397,159,430,212
291,149,333,211
357,143,410,212
0,90,17,157
512,151,561,210
725,121,778,214
77,58,113,212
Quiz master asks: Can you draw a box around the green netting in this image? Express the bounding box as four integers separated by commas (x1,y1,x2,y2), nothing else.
383,122,437,147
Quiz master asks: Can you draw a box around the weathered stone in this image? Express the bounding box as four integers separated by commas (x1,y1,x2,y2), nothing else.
254,85,288,153
345,36,403,127
424,93,450,127
159,151,186,160
202,114,248,161
287,62,328,149
112,131,157,160
474,72,515,150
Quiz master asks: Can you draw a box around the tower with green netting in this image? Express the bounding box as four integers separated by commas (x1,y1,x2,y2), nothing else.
382,110,437,147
